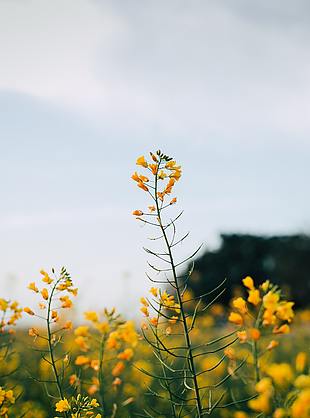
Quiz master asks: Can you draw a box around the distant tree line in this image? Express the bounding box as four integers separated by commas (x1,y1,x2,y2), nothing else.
186,234,310,308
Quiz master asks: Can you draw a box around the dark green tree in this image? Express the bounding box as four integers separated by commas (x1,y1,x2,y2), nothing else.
187,234,310,308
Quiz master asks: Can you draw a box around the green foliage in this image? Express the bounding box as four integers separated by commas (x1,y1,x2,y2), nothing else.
187,234,310,308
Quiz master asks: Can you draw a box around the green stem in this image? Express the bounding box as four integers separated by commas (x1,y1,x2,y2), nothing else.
252,340,260,383
46,278,69,418
156,306,177,417
98,333,107,416
154,159,203,417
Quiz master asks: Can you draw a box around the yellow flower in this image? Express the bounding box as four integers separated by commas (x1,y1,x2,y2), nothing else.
148,205,156,212
273,408,286,418
41,288,48,300
75,355,90,366
24,307,34,316
140,297,149,307
74,326,89,337
90,359,100,371
273,324,290,334
139,175,149,182
132,210,143,216
256,377,273,395
170,197,177,205
237,330,247,343
95,321,109,334
263,308,277,326
290,389,310,418
51,310,59,322
140,306,149,317
170,169,182,180
84,311,99,322
247,289,261,306
149,287,158,297
90,399,99,407
150,317,158,326
242,276,254,290
55,398,70,412
28,282,39,293
131,171,140,182
40,270,53,284
158,170,167,179
224,347,235,359
118,348,134,361
234,412,249,418
59,296,72,308
266,363,294,387
248,393,270,413
69,374,78,386
164,178,175,194
165,160,176,169
136,155,148,168
68,287,78,296
294,375,310,389
75,336,89,351
228,312,243,325
112,361,125,376
276,301,294,322
137,181,149,192
112,377,122,387
263,291,280,312
28,328,39,337
261,280,270,292
0,299,8,311
267,340,279,351
63,321,73,330
0,387,6,401
149,163,158,175
4,389,15,404
296,352,308,373
232,297,247,314
249,328,261,341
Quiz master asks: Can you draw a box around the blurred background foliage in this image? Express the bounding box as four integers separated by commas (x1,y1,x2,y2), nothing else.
187,234,310,308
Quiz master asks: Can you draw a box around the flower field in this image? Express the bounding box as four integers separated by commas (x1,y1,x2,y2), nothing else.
1,151,309,418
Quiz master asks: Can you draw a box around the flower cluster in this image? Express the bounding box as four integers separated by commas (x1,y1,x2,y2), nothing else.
140,287,180,332
24,268,77,412
228,276,294,348
0,300,21,418
0,386,15,418
0,298,22,334
247,353,310,417
132,150,181,216
72,308,138,400
25,268,77,331
55,395,101,418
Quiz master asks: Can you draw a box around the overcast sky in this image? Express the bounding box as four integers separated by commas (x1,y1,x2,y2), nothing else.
0,0,309,317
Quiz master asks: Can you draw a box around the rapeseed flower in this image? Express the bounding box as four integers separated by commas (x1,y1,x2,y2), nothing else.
28,282,39,293
228,312,243,325
266,363,294,387
242,276,254,290
232,297,247,314
55,398,70,412
136,156,148,168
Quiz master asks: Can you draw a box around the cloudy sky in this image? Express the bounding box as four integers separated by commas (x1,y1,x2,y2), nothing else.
0,0,309,316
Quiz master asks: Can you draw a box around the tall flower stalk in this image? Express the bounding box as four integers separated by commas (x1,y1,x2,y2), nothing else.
24,267,77,417
132,150,246,417
71,308,138,417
